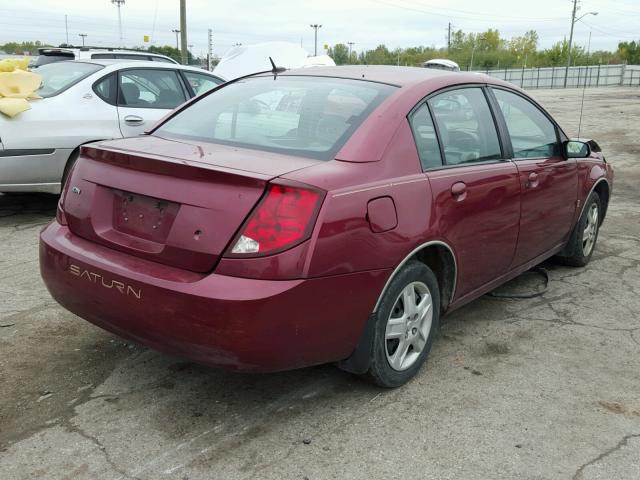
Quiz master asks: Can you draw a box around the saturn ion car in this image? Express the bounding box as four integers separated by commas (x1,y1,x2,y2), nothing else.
0,60,223,193
40,66,613,387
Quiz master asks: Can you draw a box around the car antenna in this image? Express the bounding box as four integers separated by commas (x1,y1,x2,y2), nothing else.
577,31,592,138
269,57,286,79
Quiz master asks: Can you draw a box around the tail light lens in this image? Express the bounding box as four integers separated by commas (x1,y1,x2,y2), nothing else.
227,182,324,257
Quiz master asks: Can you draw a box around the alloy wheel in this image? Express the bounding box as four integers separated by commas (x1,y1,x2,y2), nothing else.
582,203,599,257
385,281,433,371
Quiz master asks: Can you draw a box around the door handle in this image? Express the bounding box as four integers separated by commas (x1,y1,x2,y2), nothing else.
451,181,467,201
124,115,144,126
526,172,539,189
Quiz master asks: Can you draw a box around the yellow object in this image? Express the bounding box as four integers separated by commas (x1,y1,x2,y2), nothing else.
0,58,42,117
0,98,31,117
144,35,150,43
0,57,31,72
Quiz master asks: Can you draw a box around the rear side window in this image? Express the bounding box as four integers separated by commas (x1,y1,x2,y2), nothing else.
154,76,396,160
492,89,560,159
409,103,443,170
118,69,187,109
428,88,502,166
93,73,116,104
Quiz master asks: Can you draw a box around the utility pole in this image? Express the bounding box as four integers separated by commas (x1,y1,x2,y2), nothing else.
111,0,125,46
347,42,355,63
79,34,87,47
172,29,180,50
179,0,188,65
564,0,578,88
310,24,322,56
64,15,69,45
207,28,213,71
447,22,452,52
564,1,598,88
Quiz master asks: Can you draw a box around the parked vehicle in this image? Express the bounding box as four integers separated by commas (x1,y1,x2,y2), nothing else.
423,59,460,72
40,66,613,387
32,47,178,67
0,60,224,193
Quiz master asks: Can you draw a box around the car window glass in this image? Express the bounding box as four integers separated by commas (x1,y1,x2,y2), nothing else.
94,73,115,103
35,62,104,97
118,69,186,109
428,88,502,165
493,89,560,159
113,54,151,61
155,76,396,161
90,53,115,59
151,56,174,63
409,103,443,170
183,71,223,96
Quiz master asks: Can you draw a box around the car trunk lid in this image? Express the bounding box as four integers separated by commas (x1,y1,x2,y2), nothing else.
62,136,319,272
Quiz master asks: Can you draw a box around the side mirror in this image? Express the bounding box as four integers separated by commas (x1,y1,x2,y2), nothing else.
564,140,591,158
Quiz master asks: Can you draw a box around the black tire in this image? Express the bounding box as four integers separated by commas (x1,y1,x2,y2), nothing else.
60,149,79,193
365,261,440,388
557,192,602,267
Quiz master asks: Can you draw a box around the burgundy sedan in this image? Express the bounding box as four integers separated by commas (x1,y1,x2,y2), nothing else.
40,66,613,387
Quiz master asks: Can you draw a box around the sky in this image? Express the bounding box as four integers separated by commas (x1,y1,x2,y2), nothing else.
0,0,637,57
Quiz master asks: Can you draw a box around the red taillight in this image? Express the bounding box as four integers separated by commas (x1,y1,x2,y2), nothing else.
228,183,324,256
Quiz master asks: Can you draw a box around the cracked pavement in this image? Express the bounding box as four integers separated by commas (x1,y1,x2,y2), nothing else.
1,87,639,479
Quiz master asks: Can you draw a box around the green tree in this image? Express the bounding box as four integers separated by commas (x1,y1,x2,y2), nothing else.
617,40,640,64
328,43,350,65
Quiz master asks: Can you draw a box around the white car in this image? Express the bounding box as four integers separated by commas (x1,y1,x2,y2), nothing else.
32,47,178,67
0,60,224,193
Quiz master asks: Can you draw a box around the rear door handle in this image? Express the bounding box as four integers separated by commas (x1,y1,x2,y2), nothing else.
526,172,539,189
124,115,144,126
451,181,467,201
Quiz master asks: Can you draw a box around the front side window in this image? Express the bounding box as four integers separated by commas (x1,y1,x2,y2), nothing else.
183,71,223,96
118,69,187,109
409,103,443,170
154,76,396,160
35,62,103,97
428,87,502,166
492,89,560,159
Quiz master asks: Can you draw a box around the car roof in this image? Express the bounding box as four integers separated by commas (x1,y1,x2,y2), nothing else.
65,59,222,76
268,65,489,88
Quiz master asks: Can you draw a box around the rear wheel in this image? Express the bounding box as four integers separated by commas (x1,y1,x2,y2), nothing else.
557,192,602,267
366,261,440,388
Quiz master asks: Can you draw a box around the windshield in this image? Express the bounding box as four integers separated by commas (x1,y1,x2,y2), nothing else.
36,62,103,97
154,76,397,160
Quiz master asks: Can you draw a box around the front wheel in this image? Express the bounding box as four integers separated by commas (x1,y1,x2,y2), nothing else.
365,261,440,388
557,192,602,267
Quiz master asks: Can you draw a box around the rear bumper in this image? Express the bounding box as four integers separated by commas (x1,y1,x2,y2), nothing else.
40,222,390,372
0,148,71,193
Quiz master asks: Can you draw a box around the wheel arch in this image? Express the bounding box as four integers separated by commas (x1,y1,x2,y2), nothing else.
374,240,458,315
592,178,610,225
338,240,457,375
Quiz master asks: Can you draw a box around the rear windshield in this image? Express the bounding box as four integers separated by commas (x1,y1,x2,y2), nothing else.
36,62,103,97
34,52,75,67
154,76,397,160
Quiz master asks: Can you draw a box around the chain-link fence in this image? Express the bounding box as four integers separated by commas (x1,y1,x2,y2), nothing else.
473,64,640,89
